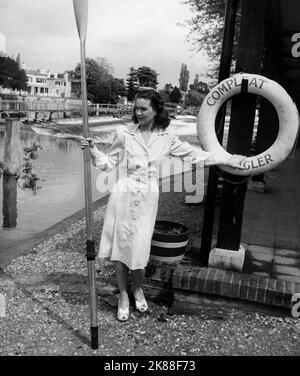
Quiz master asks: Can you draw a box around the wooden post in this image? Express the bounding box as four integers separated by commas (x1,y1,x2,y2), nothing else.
216,0,267,254
2,175,17,229
200,0,239,265
3,119,22,176
251,0,282,189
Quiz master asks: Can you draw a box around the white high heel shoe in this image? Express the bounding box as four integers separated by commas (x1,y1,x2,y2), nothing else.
134,288,148,313
117,299,130,322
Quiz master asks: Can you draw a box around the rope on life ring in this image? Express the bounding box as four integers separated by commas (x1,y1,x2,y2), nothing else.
197,73,300,176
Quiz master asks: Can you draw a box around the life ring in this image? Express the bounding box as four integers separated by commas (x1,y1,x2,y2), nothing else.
197,73,299,176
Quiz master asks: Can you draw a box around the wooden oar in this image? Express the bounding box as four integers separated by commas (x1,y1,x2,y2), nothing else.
73,0,98,350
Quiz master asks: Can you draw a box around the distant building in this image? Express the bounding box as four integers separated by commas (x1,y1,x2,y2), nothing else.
25,69,77,99
26,69,48,96
64,71,81,99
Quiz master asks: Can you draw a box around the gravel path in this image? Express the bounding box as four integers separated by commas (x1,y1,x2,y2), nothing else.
1,189,300,356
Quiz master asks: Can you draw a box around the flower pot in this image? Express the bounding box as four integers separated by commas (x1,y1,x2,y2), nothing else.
150,220,189,263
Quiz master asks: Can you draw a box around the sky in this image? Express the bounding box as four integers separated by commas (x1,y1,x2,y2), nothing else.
0,0,210,89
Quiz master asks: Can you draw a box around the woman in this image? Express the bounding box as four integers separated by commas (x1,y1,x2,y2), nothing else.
81,89,246,322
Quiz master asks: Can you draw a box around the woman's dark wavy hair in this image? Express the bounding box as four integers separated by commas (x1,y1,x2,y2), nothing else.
132,89,171,130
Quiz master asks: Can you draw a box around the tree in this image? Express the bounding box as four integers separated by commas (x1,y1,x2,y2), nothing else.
95,57,114,74
72,57,125,104
159,90,169,104
126,67,139,101
16,53,21,68
0,56,28,91
111,78,126,103
164,83,174,93
159,83,174,103
193,73,199,88
184,89,205,107
136,66,158,89
190,74,209,95
184,0,241,79
169,86,182,104
179,63,189,92
126,66,159,100
184,0,226,61
196,81,209,95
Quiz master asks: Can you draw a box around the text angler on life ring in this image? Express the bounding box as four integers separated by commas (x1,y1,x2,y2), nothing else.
197,73,300,176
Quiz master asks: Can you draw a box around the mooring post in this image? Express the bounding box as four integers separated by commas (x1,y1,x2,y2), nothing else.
200,0,239,265
2,175,17,229
250,0,282,191
210,0,268,272
3,118,22,176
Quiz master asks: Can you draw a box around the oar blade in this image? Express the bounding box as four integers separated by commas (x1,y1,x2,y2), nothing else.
73,0,89,40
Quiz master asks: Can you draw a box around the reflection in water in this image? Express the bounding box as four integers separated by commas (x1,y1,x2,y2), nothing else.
56,139,75,153
2,175,17,229
18,130,79,153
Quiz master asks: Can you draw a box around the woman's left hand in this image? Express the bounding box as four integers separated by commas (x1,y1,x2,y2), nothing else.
224,154,247,170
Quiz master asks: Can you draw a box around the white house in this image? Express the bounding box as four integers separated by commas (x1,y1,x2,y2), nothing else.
25,69,73,98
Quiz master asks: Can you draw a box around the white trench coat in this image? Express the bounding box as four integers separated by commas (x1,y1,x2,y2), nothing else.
90,123,222,270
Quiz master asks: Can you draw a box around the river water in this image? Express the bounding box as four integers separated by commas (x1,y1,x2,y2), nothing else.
0,127,107,249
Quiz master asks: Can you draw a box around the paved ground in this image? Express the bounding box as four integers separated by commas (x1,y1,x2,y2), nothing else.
154,149,300,284
242,150,300,283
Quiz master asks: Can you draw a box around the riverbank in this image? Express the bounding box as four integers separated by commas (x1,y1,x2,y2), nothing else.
0,115,131,142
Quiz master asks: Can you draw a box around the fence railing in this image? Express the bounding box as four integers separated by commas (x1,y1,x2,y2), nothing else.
0,100,133,114
0,100,67,112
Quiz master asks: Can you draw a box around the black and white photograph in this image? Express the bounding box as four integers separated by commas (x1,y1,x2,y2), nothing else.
0,0,300,360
